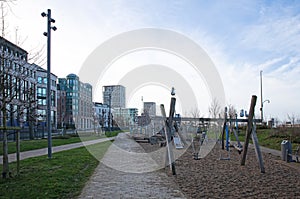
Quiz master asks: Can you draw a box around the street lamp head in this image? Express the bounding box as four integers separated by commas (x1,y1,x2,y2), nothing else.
41,12,47,17
43,32,48,36
52,26,57,31
50,18,55,23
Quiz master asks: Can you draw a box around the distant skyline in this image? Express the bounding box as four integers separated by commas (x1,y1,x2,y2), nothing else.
4,0,300,121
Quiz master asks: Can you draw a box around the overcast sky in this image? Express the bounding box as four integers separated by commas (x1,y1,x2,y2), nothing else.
4,0,300,121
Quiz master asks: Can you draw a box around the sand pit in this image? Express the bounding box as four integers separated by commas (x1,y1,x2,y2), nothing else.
140,142,300,198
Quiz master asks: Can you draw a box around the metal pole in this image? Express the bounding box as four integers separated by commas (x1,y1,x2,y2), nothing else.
260,70,263,122
108,93,111,132
46,9,52,159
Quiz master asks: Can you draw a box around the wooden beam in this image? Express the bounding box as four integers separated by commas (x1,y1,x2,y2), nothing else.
151,116,262,123
160,104,175,175
221,107,227,150
241,95,257,166
251,125,265,173
168,98,176,175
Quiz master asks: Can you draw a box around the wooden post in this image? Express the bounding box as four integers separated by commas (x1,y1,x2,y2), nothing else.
16,130,20,175
168,98,176,175
160,105,171,169
251,124,265,173
241,95,257,166
221,107,227,150
160,101,176,175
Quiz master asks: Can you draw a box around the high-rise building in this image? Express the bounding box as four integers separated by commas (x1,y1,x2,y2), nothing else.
79,82,93,129
57,74,93,130
103,85,126,108
143,102,156,117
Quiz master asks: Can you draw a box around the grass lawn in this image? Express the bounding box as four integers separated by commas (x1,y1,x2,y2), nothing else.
0,130,122,155
233,127,300,151
0,140,112,199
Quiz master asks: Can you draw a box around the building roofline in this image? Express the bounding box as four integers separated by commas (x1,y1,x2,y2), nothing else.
0,36,28,55
33,63,58,77
103,85,125,88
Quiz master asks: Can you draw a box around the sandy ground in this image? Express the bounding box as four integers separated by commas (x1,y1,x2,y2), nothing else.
140,141,300,199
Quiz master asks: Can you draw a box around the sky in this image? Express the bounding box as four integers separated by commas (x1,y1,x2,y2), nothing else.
3,0,300,122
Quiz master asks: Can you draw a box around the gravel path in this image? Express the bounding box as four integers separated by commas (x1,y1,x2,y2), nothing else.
78,133,186,199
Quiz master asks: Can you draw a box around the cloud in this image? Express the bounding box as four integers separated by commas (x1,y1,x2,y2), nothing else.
240,14,300,56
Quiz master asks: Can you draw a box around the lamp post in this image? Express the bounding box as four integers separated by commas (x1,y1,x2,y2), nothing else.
261,99,270,123
108,92,112,132
260,70,270,122
41,9,57,159
107,87,115,132
260,70,263,122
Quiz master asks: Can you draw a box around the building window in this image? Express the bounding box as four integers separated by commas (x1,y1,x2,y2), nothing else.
38,99,47,105
37,87,46,98
51,90,56,107
37,109,46,119
37,76,43,84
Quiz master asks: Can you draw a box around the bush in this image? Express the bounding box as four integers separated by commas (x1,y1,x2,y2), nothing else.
105,130,122,137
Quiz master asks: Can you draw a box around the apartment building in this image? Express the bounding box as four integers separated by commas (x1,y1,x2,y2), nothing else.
103,85,126,109
57,74,93,130
35,64,57,129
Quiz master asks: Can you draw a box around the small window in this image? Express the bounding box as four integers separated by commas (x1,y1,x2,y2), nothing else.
38,77,43,84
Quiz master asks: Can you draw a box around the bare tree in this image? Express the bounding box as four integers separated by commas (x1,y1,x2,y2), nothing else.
0,39,37,178
227,104,237,119
287,113,296,127
190,107,201,118
208,98,221,118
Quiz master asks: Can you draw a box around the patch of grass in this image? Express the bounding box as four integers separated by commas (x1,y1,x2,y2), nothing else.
234,128,300,151
104,130,123,138
0,131,120,155
0,141,112,199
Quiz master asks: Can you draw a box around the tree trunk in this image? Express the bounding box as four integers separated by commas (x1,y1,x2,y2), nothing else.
16,129,20,175
29,121,34,140
2,108,9,179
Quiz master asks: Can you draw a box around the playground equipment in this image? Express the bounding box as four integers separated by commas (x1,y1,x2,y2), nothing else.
240,95,265,173
281,141,300,163
232,114,243,153
191,121,209,160
219,108,230,160
218,95,265,173
134,93,265,174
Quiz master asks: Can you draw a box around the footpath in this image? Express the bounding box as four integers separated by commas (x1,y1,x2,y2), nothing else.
78,133,186,199
0,137,114,164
